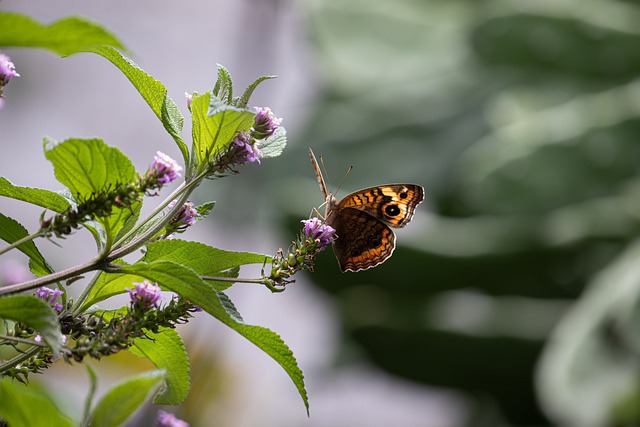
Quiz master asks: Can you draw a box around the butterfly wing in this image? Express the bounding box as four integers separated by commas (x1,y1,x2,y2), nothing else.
327,207,396,272
338,184,424,228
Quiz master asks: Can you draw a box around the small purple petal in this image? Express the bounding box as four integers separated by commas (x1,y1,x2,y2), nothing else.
231,132,263,165
35,286,64,309
129,280,163,309
252,107,282,139
157,410,189,427
301,217,336,251
150,151,182,184
0,53,20,85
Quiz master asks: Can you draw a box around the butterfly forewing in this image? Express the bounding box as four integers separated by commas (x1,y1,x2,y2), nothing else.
338,184,424,228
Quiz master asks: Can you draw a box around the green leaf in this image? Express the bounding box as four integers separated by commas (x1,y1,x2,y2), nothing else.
83,364,99,424
88,370,166,427
191,92,256,166
235,74,277,108
80,266,135,311
0,295,62,355
143,239,269,290
113,202,143,244
43,137,136,198
0,213,52,276
43,137,138,243
116,260,309,413
0,12,125,55
195,201,215,219
130,328,190,405
0,379,74,427
260,126,287,159
0,177,70,212
87,46,188,165
537,239,640,426
213,64,233,104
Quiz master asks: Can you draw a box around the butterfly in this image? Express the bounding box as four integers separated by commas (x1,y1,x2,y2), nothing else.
309,148,425,272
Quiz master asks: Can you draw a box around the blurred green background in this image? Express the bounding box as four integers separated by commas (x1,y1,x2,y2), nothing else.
3,0,640,426
267,1,640,426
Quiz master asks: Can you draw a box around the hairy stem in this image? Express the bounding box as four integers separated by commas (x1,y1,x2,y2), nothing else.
0,346,40,375
0,231,45,257
0,256,104,296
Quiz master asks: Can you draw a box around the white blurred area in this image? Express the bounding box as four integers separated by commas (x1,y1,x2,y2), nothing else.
0,1,463,426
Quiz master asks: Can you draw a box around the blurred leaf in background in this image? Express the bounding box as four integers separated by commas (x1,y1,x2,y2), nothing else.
273,0,640,426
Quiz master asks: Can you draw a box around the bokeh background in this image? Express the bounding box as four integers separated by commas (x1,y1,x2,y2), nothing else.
2,1,640,426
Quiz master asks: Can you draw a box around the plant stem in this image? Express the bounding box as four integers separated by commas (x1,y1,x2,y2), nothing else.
0,346,40,375
201,275,266,284
107,173,206,261
0,335,48,347
71,270,104,315
0,230,45,257
0,256,104,296
112,181,188,249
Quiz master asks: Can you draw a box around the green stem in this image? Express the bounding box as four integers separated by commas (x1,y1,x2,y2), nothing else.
0,335,48,347
0,230,45,257
202,275,267,284
0,346,40,375
71,270,105,315
202,275,286,293
112,170,207,250
112,181,187,249
107,172,207,261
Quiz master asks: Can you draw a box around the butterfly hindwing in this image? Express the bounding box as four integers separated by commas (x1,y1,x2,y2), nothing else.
328,207,396,272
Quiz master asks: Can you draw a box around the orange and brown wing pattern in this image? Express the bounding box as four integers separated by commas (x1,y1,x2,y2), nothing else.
338,184,424,228
328,207,396,272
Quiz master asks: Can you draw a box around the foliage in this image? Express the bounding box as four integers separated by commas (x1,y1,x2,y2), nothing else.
286,0,640,426
0,12,313,426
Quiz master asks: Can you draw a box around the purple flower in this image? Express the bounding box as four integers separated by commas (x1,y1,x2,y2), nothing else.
150,151,183,184
252,107,282,140
0,53,19,85
35,286,64,310
184,92,193,108
157,410,189,427
302,217,336,251
128,280,163,309
232,132,263,164
168,200,201,230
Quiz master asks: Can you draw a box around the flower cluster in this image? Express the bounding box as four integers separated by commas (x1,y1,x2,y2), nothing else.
157,410,190,427
40,152,182,239
231,132,263,165
4,283,202,381
301,217,336,251
35,286,64,312
165,200,201,235
209,106,281,175
128,280,163,309
251,107,282,140
0,52,20,108
143,151,183,187
39,182,140,238
263,217,336,291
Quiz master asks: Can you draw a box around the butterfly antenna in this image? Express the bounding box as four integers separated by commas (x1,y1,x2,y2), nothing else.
334,164,353,194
